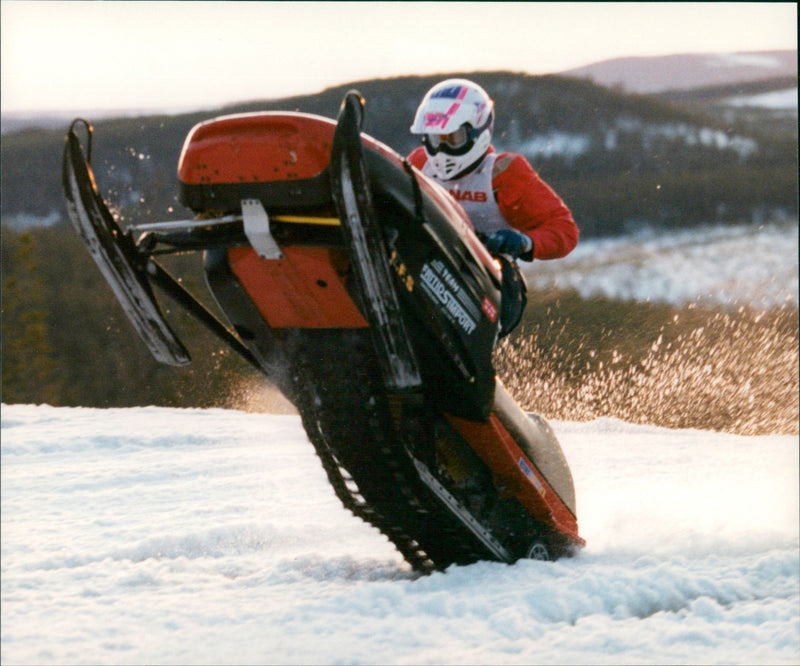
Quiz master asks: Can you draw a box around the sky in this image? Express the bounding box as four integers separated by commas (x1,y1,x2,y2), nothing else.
0,1,797,114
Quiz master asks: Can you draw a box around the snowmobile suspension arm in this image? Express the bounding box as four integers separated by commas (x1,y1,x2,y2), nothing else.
130,213,340,254
144,258,265,375
131,214,340,235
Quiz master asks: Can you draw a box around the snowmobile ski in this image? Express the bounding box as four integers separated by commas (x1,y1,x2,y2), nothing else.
62,119,190,366
329,92,422,392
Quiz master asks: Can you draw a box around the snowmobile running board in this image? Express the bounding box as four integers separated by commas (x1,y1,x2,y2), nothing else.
410,453,512,562
62,119,262,373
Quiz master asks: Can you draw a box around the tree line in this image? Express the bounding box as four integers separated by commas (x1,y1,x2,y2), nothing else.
2,71,796,230
1,222,263,407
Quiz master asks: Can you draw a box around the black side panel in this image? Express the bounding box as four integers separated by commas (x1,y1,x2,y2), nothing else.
362,153,500,418
62,120,190,366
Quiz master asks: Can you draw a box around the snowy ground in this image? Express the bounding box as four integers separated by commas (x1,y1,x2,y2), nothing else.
2,221,798,664
522,221,798,309
723,87,798,110
1,405,798,665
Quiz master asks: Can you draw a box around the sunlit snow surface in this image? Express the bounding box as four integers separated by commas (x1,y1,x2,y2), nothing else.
2,405,798,665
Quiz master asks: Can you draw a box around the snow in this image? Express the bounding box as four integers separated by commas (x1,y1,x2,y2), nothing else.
516,119,764,162
2,210,62,230
519,131,591,160
723,88,798,111
523,221,798,308
707,53,787,70
2,221,798,664
614,119,759,158
2,405,798,665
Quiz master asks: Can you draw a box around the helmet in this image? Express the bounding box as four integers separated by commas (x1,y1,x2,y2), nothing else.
410,79,494,180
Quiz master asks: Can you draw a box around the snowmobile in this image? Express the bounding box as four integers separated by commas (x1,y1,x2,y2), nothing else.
62,91,585,571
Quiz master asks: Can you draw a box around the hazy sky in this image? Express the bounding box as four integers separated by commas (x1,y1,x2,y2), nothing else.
1,1,796,114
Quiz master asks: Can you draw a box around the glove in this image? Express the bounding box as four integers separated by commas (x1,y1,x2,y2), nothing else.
484,228,533,259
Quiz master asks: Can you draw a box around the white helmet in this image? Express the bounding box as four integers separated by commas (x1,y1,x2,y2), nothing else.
410,79,494,180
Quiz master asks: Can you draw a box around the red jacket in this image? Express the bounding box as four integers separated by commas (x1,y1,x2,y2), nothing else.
408,146,578,260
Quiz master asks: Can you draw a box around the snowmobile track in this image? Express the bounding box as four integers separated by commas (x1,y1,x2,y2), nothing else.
286,328,498,572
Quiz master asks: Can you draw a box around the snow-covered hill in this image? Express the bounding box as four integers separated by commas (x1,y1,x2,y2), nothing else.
723,87,798,111
523,220,798,309
1,405,797,665
561,50,797,94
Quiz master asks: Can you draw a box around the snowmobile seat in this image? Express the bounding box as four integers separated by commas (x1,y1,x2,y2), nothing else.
176,112,337,215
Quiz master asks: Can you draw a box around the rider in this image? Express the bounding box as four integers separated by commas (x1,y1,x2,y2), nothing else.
408,78,578,262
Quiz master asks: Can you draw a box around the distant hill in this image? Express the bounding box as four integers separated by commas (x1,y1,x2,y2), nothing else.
1,70,796,238
561,50,797,93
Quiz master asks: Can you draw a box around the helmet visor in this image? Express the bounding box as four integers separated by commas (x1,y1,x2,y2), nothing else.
426,126,469,151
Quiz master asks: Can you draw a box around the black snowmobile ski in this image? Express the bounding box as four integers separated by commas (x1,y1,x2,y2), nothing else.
329,92,422,393
62,119,262,372
62,119,190,366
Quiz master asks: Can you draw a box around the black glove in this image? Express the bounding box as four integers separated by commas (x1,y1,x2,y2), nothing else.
484,228,533,259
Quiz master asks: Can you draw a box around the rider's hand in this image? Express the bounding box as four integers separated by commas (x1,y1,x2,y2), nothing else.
484,229,533,259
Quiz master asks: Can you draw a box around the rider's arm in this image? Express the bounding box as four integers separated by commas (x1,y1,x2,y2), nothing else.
492,154,579,260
